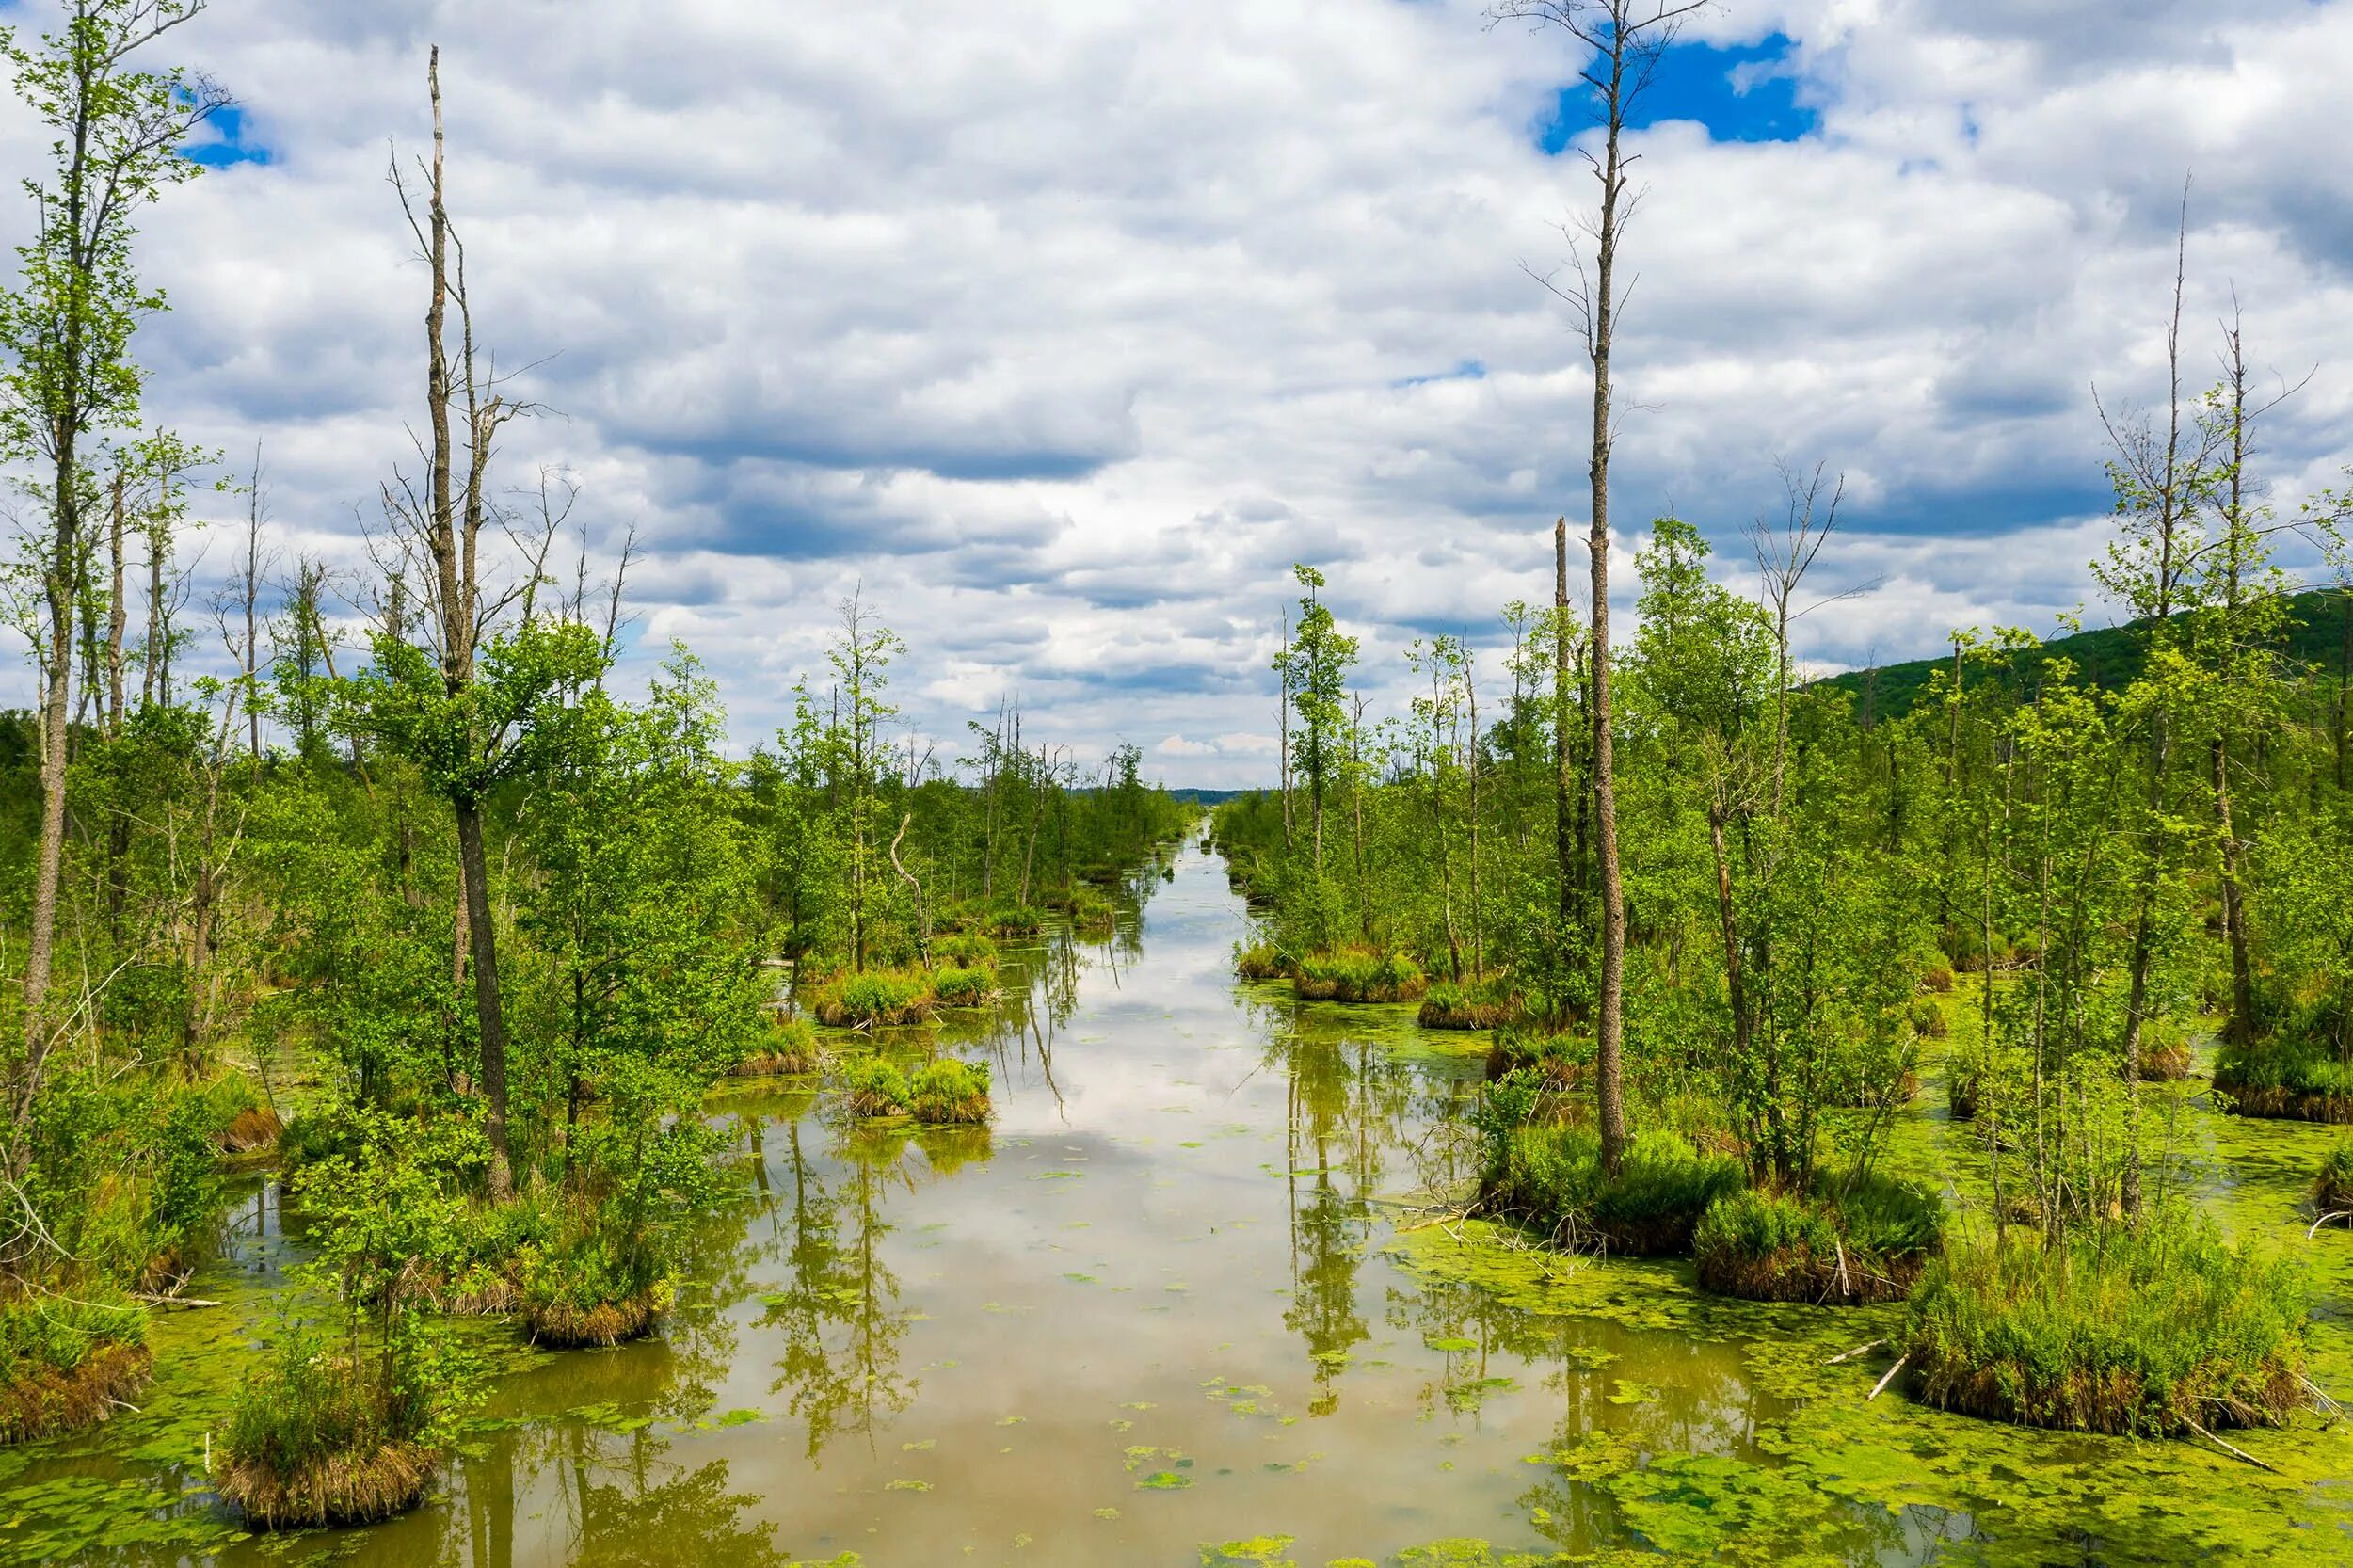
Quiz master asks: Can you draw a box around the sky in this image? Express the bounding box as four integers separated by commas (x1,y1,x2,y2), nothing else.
0,0,2348,788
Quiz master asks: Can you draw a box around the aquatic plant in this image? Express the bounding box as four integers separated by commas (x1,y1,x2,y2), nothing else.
1904,1217,2308,1436
909,1059,992,1125
733,1016,822,1077
216,1321,443,1528
843,1059,913,1119
811,969,937,1028
1233,942,1292,982
0,1298,150,1446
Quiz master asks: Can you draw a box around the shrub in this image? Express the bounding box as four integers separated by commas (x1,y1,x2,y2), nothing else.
1922,966,1955,994
843,1059,912,1119
1909,999,1949,1040
2315,1141,2353,1214
0,1298,151,1445
984,901,1047,936
216,1325,438,1528
1484,1025,1585,1088
812,969,936,1028
519,1228,672,1349
279,1102,368,1173
930,966,997,1007
1066,887,1116,937
1904,1219,2308,1436
2137,1019,2193,1082
733,1016,821,1077
1293,949,1427,1004
1481,1119,1743,1256
909,1059,992,1125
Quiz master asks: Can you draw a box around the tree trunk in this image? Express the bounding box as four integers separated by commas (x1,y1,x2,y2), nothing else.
456,796,514,1197
1588,43,1631,1176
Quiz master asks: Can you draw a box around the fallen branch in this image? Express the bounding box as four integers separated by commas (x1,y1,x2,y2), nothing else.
2309,1209,2350,1239
131,1292,221,1308
1867,1354,1909,1400
1824,1337,1887,1367
2183,1416,2281,1474
2298,1375,2344,1417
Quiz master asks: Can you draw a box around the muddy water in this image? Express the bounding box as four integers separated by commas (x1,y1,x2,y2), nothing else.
4,846,2351,1566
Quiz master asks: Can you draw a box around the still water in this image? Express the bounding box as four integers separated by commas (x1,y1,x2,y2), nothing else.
6,844,2352,1566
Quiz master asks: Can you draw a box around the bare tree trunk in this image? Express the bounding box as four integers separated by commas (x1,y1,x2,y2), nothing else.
1553,518,1577,937
1586,72,1631,1178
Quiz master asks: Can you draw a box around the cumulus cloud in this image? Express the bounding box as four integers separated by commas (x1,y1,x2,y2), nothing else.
0,0,2343,787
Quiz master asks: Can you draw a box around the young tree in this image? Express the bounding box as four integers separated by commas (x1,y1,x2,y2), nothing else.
0,0,226,1082
1493,0,1705,1173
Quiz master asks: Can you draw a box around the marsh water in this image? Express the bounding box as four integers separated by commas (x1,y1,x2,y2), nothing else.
5,844,2352,1567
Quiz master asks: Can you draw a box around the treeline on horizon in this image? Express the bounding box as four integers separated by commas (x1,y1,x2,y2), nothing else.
0,7,1190,1524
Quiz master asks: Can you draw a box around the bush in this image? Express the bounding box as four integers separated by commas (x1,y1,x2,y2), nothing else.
0,1298,151,1445
1066,887,1116,937
1293,949,1427,1004
1697,1176,1945,1304
2137,1019,2193,1081
910,1059,992,1125
843,1059,912,1119
930,966,997,1007
1484,1025,1585,1087
519,1227,672,1349
1481,1118,1743,1256
811,969,936,1028
1904,1219,2308,1436
984,901,1047,936
1922,966,1955,994
2315,1141,2353,1214
217,1324,439,1528
1909,999,1949,1040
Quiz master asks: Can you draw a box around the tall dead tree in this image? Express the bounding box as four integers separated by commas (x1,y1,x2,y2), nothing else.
1496,0,1705,1174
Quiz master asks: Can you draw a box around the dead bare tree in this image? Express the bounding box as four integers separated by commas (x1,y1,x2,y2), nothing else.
1493,0,1708,1174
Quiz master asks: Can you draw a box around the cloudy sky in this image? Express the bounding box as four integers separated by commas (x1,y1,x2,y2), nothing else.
2,0,2348,787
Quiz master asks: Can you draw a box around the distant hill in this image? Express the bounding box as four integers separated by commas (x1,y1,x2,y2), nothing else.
1814,585,2353,721
1165,787,1252,804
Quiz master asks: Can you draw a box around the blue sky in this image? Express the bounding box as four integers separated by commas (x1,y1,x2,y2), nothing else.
0,0,2345,786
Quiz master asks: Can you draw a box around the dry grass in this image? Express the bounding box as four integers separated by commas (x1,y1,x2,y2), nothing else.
0,1339,152,1446
732,1045,819,1077
1694,1242,1922,1305
2214,1075,2353,1124
2139,1038,2194,1081
216,1440,436,1529
218,1105,284,1154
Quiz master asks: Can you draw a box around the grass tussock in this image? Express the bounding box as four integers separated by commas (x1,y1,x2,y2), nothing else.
524,1287,668,1349
217,1105,284,1155
1484,1027,1585,1089
929,965,997,1007
2314,1141,2353,1214
811,969,937,1028
216,1439,436,1529
1909,1000,1949,1040
843,1059,912,1119
1903,1219,2308,1437
1420,977,1517,1030
1292,949,1426,1004
1480,1114,1744,1256
1693,1176,1944,1305
928,931,999,968
1234,942,1292,982
0,1300,152,1445
733,1016,822,1077
909,1059,992,1126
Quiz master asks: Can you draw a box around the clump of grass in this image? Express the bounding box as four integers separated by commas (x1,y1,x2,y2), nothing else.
1483,1025,1585,1088
1479,1108,1744,1256
1922,966,1955,994
1065,886,1116,937
733,1016,821,1077
811,968,937,1028
928,931,998,968
0,1299,151,1445
1908,999,1949,1040
1696,1176,1945,1304
216,1331,436,1528
1293,949,1426,1004
843,1059,912,1119
1903,1218,2308,1436
2314,1141,2353,1215
2137,1019,2194,1082
930,965,997,1007
217,1104,284,1156
2214,1035,2353,1123
1234,942,1291,982
983,901,1047,937
1420,976,1517,1030
909,1059,992,1125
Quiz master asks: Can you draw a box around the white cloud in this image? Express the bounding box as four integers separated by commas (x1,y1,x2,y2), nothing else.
0,0,2341,787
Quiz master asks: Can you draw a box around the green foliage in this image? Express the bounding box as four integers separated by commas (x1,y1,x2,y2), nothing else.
2316,1141,2353,1212
929,965,995,1007
1482,1119,1744,1256
1905,1217,2307,1435
843,1059,912,1119
814,969,936,1028
1293,949,1425,1003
